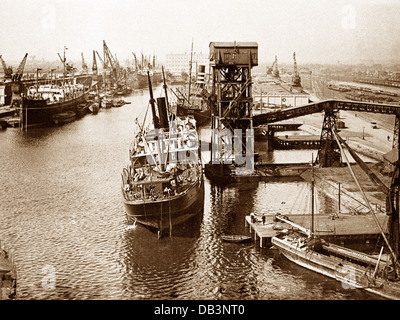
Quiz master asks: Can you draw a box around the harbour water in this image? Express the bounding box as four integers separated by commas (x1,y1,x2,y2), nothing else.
0,86,378,300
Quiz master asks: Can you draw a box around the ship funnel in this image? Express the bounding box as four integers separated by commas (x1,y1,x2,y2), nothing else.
156,97,169,130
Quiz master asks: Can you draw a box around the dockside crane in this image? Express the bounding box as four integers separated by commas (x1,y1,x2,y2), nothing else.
103,40,118,85
132,52,138,72
0,55,13,80
95,51,107,70
103,40,117,75
57,47,73,83
9,53,28,109
92,50,98,74
81,52,89,74
291,52,301,88
272,55,280,79
11,53,28,83
114,53,122,79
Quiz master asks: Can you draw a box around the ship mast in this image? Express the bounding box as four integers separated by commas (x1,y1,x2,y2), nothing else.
332,129,399,274
162,66,169,112
311,154,315,237
147,71,164,172
187,39,194,106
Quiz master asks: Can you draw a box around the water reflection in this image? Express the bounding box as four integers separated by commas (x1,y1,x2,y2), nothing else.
0,85,377,300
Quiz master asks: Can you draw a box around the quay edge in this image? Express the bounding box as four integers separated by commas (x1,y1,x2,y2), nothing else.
245,213,388,248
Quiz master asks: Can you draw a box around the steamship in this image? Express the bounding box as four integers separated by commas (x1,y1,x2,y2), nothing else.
121,73,204,234
20,75,92,128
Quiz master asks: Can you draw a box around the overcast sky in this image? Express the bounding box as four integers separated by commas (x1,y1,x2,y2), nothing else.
0,0,399,65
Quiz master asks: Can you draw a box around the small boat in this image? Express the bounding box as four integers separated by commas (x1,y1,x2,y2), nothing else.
102,97,114,108
221,235,252,243
75,103,88,118
6,118,21,128
51,111,76,125
88,102,100,115
0,120,7,129
114,99,125,108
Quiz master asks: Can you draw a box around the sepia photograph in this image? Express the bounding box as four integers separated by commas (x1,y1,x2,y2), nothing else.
1,0,400,309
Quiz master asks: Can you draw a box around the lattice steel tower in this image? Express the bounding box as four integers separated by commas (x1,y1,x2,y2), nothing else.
206,42,258,181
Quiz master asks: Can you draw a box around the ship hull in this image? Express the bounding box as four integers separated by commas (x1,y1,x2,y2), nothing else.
123,175,204,230
21,93,88,128
176,106,210,127
272,235,400,300
136,72,162,89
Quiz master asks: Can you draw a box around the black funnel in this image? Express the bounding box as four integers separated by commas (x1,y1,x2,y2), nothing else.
156,97,169,130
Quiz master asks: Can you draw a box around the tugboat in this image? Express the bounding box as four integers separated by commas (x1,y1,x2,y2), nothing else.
121,72,204,236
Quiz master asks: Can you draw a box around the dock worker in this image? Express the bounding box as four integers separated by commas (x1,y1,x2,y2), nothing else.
262,215,266,225
250,212,255,223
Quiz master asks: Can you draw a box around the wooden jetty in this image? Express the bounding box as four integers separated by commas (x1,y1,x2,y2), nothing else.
245,213,388,248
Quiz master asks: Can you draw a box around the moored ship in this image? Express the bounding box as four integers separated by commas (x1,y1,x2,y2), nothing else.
20,81,91,128
121,72,204,235
272,147,400,300
175,64,211,127
19,48,93,128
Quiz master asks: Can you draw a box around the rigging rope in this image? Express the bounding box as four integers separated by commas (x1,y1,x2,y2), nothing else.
332,128,398,267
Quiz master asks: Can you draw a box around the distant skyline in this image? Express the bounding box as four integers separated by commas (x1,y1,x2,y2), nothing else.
0,0,399,66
